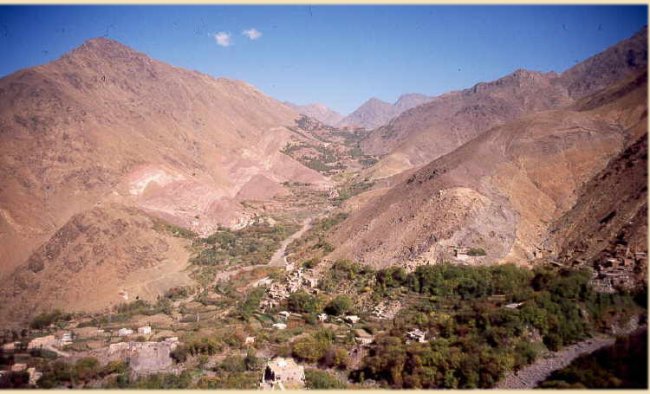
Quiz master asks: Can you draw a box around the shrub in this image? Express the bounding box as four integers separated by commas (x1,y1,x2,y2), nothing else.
244,349,263,371
74,357,100,382
467,248,487,256
303,258,320,269
322,346,349,369
237,287,266,320
288,291,319,314
195,372,259,389
292,329,334,363
37,360,73,388
170,346,188,363
292,337,325,363
164,286,189,300
102,360,128,376
186,336,223,356
220,355,247,373
132,371,192,389
324,295,352,316
305,368,346,389
30,310,71,330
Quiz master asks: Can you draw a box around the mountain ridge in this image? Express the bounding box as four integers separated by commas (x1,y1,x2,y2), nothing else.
328,68,647,269
359,27,648,180
283,101,344,126
0,36,330,321
337,93,433,129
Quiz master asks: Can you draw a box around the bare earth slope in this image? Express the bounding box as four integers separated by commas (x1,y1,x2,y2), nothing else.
548,126,647,275
328,70,647,269
362,28,648,179
0,38,330,322
1,204,194,323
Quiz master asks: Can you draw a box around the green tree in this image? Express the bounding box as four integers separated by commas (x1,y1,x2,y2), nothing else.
220,355,246,373
244,349,263,371
305,369,346,389
75,357,100,382
237,287,265,320
324,295,352,316
288,291,319,314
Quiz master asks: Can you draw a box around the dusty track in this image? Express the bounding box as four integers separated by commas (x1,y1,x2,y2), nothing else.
268,217,313,267
495,335,616,389
209,217,314,286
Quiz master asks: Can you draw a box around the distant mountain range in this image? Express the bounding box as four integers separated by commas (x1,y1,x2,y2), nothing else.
283,102,344,126
286,92,433,130
361,27,649,179
337,93,433,129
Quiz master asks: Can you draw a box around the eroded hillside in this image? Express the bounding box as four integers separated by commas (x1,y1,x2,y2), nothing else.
0,38,335,321
327,69,647,269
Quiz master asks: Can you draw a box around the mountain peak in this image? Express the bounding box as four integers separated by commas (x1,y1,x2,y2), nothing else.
365,97,390,105
64,37,150,65
283,101,343,125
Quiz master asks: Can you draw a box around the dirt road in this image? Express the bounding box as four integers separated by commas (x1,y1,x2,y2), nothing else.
495,335,616,389
268,217,313,267
210,217,314,285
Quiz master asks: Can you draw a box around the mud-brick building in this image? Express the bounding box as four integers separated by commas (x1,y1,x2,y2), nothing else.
261,357,305,389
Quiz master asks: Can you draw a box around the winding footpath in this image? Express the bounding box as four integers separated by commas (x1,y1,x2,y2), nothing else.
268,217,313,267
210,216,314,285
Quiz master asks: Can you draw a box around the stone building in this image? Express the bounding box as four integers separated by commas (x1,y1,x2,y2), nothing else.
107,340,178,376
261,357,305,389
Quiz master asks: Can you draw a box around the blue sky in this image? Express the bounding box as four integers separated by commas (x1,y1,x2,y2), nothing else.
0,5,646,114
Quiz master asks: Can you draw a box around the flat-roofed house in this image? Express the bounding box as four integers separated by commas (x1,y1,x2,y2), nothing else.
261,357,305,389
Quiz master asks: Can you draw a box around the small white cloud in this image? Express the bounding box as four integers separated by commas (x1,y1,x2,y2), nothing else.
214,32,232,47
242,28,262,40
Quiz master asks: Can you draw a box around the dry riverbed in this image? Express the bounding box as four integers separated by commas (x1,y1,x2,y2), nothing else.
495,335,617,389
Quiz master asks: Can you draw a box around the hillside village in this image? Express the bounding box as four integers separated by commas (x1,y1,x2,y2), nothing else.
0,200,646,388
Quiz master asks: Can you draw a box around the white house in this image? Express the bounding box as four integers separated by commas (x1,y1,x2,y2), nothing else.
117,328,134,337
354,329,374,345
406,328,427,343
58,332,73,346
137,326,152,335
345,315,360,324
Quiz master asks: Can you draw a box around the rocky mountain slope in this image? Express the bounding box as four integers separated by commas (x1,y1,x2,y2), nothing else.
327,68,647,269
338,93,432,129
284,102,344,126
548,123,647,282
362,28,648,179
0,38,330,321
